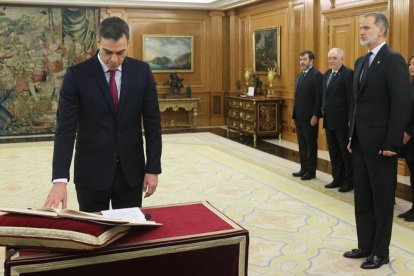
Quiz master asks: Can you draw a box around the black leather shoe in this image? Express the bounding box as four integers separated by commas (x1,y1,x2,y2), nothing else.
360,255,389,269
405,213,414,222
324,181,341,188
343,248,371,259
397,208,414,218
292,170,306,177
338,184,353,193
301,172,316,180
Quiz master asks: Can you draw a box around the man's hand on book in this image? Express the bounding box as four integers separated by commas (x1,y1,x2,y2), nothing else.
44,182,67,209
143,173,158,198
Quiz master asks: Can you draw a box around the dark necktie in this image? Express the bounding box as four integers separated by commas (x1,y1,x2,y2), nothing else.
108,70,119,112
360,51,372,82
326,71,336,87
297,72,306,88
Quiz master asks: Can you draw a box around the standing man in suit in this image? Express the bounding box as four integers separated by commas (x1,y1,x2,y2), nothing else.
322,48,354,192
292,50,323,180
344,12,411,269
43,17,162,212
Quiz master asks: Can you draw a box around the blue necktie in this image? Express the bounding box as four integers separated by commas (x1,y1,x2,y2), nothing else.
360,52,372,82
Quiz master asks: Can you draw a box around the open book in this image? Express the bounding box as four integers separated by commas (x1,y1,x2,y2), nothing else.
0,207,161,226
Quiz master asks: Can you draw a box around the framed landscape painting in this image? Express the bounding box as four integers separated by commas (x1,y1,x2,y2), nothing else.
142,35,193,72
253,27,281,75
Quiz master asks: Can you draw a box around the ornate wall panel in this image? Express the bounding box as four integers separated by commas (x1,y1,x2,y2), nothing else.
104,8,221,126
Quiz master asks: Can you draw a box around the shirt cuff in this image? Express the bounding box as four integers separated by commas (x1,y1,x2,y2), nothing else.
52,178,68,184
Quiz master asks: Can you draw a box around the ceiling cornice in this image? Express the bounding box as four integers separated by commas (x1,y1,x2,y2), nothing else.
0,0,261,10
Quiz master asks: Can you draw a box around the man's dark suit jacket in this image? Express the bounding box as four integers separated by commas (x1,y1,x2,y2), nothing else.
52,54,162,192
322,65,353,130
349,44,411,154
292,67,323,121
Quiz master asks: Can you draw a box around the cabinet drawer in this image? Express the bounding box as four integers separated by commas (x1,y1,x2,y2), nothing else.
240,111,254,122
240,122,254,134
228,119,240,129
242,101,254,110
229,99,241,108
228,109,240,119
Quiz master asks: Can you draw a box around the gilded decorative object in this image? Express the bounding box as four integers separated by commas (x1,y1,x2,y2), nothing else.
266,67,277,98
267,67,276,88
244,67,252,86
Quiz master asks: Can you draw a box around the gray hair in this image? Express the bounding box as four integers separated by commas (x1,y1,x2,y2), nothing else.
328,48,345,59
362,12,389,37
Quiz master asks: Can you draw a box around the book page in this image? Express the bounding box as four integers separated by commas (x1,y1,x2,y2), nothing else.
0,206,160,226
58,209,108,218
0,207,58,217
36,207,127,224
101,207,146,222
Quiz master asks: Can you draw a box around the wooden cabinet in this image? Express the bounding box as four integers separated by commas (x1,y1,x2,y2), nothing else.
226,96,283,145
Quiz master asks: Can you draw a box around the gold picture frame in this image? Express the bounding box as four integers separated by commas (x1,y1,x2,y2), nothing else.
253,27,281,75
142,35,194,72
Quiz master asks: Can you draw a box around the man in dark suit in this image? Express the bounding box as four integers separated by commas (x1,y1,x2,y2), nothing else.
344,12,411,269
43,17,162,212
292,50,323,180
322,48,353,192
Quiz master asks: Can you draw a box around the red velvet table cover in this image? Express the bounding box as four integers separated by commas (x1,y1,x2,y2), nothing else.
4,201,249,276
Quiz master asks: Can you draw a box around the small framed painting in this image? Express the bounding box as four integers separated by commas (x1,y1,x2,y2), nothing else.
142,35,193,72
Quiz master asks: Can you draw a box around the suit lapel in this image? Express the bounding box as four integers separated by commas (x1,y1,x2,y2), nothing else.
359,44,387,91
324,69,331,90
354,57,364,101
330,65,344,89
118,58,129,114
295,73,302,91
90,55,117,116
322,70,331,108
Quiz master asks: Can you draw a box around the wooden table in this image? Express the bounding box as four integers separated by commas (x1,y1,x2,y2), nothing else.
4,201,249,276
158,98,200,128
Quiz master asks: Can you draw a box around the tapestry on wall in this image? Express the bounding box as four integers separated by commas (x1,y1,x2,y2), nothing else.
0,5,99,136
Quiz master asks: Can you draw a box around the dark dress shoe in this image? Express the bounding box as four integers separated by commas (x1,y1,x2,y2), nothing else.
360,255,389,269
405,212,414,222
324,181,341,188
292,170,306,177
338,184,353,193
397,208,414,218
343,248,371,259
301,172,316,180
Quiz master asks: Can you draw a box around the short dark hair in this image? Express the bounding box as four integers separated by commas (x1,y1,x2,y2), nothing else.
98,17,130,41
363,12,389,37
300,50,315,60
